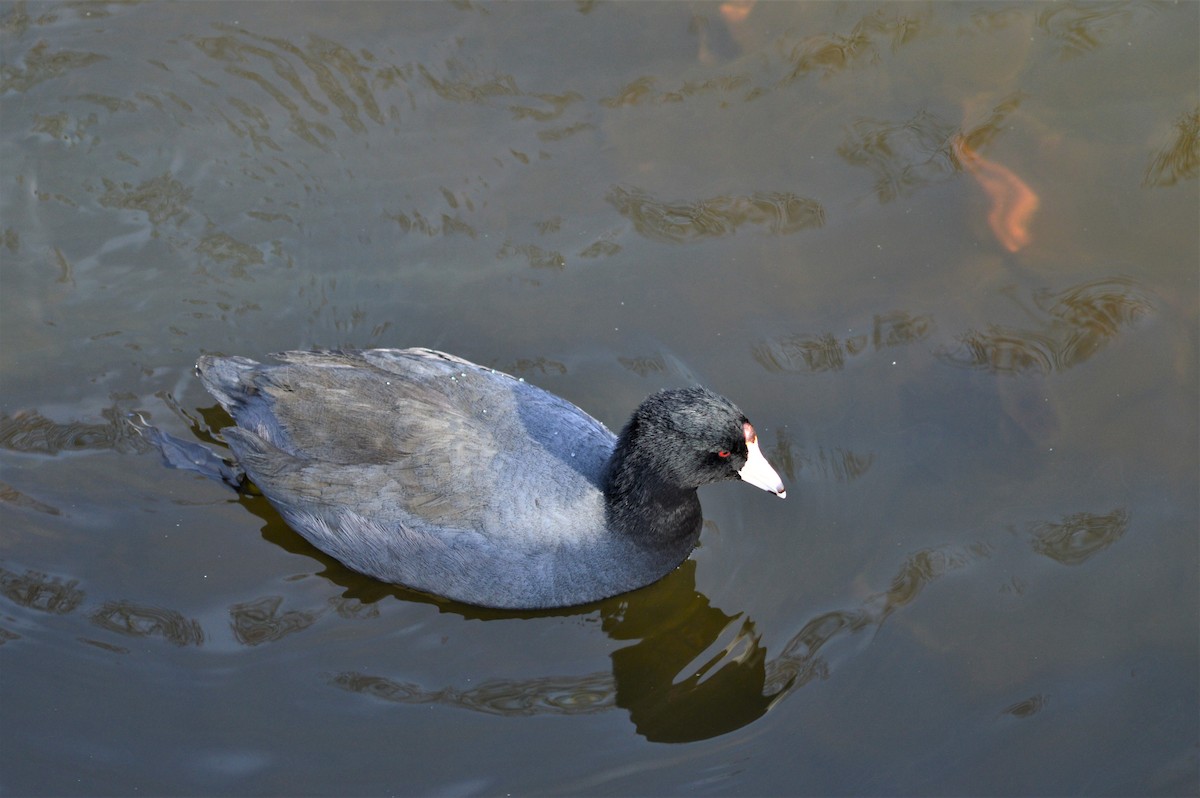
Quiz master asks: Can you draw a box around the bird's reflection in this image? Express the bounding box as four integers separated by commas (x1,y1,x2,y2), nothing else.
316,559,777,743
177,452,781,742
604,559,776,742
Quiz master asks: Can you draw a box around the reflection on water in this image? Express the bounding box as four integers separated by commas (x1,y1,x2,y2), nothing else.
602,561,774,742
778,7,925,83
839,92,1043,251
1035,3,1161,60
0,566,85,615
600,73,754,108
0,481,61,515
1001,693,1049,719
495,239,566,270
755,310,933,373
1143,107,1200,188
97,173,193,228
606,186,824,243
838,109,959,203
191,24,390,150
838,94,1024,203
90,600,205,647
326,537,1006,741
1030,508,1129,566
0,39,108,93
230,595,317,646
940,277,1155,374
753,276,1156,379
327,557,774,743
3,499,1125,743
0,406,151,456
331,669,616,716
780,445,874,486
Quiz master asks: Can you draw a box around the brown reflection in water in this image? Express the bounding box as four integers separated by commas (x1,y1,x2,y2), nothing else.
762,423,874,485
329,596,378,620
50,246,74,287
0,406,151,456
1036,3,1162,60
767,542,987,694
418,63,520,104
0,566,85,614
1030,508,1129,566
579,239,621,259
607,185,824,244
839,110,960,203
90,600,205,646
31,111,97,147
600,74,755,108
766,426,798,483
97,173,192,228
754,310,932,373
330,670,616,717
190,24,396,150
940,277,1154,374
1143,108,1199,189
503,357,568,376
956,92,1026,155
195,231,266,280
1001,692,1049,719
778,8,926,84
230,595,317,646
386,208,479,239
510,91,583,123
763,609,853,695
496,239,566,270
618,354,669,377
812,447,875,483
600,75,658,108
756,332,844,373
0,40,107,93
0,482,61,515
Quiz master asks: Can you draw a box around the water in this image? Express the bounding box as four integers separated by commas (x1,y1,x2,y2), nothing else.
1,1,1197,795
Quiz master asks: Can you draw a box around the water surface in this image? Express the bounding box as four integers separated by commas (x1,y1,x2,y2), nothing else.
1,2,1197,795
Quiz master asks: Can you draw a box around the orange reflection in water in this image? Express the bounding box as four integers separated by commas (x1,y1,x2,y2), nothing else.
719,1,756,25
953,135,1040,253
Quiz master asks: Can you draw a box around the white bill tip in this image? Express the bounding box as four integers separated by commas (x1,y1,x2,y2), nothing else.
738,436,786,498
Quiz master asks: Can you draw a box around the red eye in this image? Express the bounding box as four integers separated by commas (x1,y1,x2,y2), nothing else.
717,450,730,458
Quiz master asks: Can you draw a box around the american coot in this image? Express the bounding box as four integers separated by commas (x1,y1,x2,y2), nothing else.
196,348,785,609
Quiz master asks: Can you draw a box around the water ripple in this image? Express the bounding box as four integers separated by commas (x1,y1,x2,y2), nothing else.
607,185,824,243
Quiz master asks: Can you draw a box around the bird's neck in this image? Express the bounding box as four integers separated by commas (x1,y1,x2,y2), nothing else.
603,429,703,548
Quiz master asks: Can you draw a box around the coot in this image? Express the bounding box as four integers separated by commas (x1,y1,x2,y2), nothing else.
196,348,785,609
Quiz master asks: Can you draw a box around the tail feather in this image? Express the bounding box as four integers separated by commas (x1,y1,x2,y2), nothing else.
195,355,262,414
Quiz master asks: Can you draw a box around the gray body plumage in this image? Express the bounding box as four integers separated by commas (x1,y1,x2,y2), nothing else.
196,348,702,609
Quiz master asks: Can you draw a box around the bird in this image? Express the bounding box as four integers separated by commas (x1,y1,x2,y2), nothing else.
196,347,785,609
